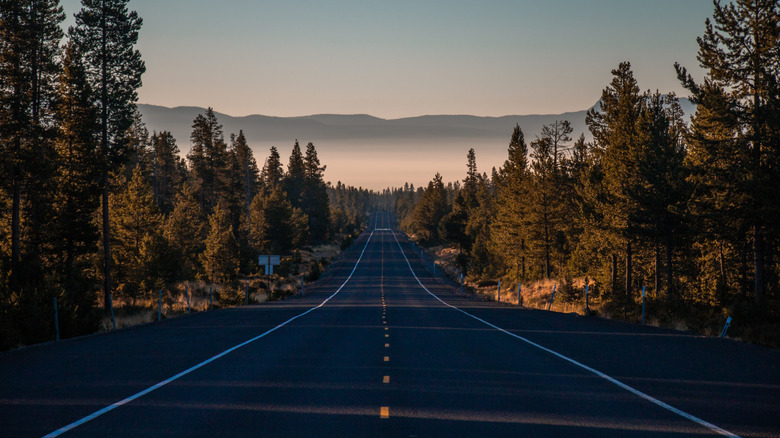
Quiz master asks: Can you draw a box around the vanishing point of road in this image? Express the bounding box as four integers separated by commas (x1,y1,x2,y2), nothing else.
1,212,778,437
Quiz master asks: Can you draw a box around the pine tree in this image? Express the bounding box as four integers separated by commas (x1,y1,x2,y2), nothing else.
261,146,284,191
51,42,101,326
188,108,231,216
164,182,206,280
525,137,560,278
302,142,331,242
201,203,239,285
540,120,573,171
0,0,64,291
250,186,309,255
412,173,448,241
70,0,145,309
229,130,260,219
464,148,479,204
492,124,529,279
676,0,780,306
586,61,646,300
284,140,305,207
110,168,165,303
631,92,689,299
151,130,184,212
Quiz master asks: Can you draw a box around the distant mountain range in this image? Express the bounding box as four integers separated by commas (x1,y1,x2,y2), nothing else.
138,97,694,190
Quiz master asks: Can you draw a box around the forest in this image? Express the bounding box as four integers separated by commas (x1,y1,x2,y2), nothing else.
2,0,780,349
391,1,780,346
0,0,375,349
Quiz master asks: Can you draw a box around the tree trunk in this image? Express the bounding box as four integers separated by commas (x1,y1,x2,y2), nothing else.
102,178,111,310
610,253,617,295
654,243,661,295
625,241,632,301
665,239,674,301
718,241,726,286
754,226,765,306
101,3,111,311
521,239,526,281
741,239,750,298
11,141,21,290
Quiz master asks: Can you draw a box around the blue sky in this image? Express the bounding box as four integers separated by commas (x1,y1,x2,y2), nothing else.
60,0,714,119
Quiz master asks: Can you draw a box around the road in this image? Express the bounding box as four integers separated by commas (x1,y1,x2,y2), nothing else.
0,212,778,437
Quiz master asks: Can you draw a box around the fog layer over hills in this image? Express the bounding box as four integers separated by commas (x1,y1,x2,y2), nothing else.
139,98,694,190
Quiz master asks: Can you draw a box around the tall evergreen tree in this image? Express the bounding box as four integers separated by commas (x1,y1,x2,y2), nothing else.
302,142,331,242
69,0,145,309
151,130,184,212
51,42,101,324
201,203,239,285
411,173,448,241
229,130,260,219
492,124,529,279
261,146,284,192
0,0,64,291
250,186,309,255
187,108,229,214
164,182,206,280
284,140,305,207
525,137,560,278
586,61,646,300
110,168,164,303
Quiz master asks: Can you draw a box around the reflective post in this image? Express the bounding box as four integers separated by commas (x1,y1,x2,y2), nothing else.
547,285,557,311
53,297,60,341
108,292,116,329
585,283,589,316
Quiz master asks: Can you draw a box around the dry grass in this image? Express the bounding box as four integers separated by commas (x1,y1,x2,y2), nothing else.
97,242,343,332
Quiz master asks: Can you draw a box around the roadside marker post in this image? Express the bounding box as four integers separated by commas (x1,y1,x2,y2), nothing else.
433,262,436,277
642,286,646,326
547,285,557,311
158,289,162,322
460,273,463,295
53,297,60,341
585,283,589,316
185,283,190,313
108,293,116,330
720,316,732,338
518,283,522,305
498,280,501,302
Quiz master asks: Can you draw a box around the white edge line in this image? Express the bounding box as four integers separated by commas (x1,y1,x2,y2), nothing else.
389,229,740,438
43,229,376,438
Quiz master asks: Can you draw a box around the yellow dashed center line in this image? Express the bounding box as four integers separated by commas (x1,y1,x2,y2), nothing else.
385,334,389,338
384,356,389,362
383,375,390,384
380,406,390,419
385,343,390,348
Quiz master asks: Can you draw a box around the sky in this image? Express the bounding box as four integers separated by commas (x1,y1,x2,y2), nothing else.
60,0,715,119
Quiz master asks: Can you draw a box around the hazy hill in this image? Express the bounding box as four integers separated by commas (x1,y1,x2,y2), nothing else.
138,98,694,190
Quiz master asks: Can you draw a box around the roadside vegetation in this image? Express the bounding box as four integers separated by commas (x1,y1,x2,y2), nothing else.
391,1,780,348
0,1,378,350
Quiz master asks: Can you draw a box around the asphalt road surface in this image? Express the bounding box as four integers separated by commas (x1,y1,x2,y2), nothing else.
1,212,778,437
